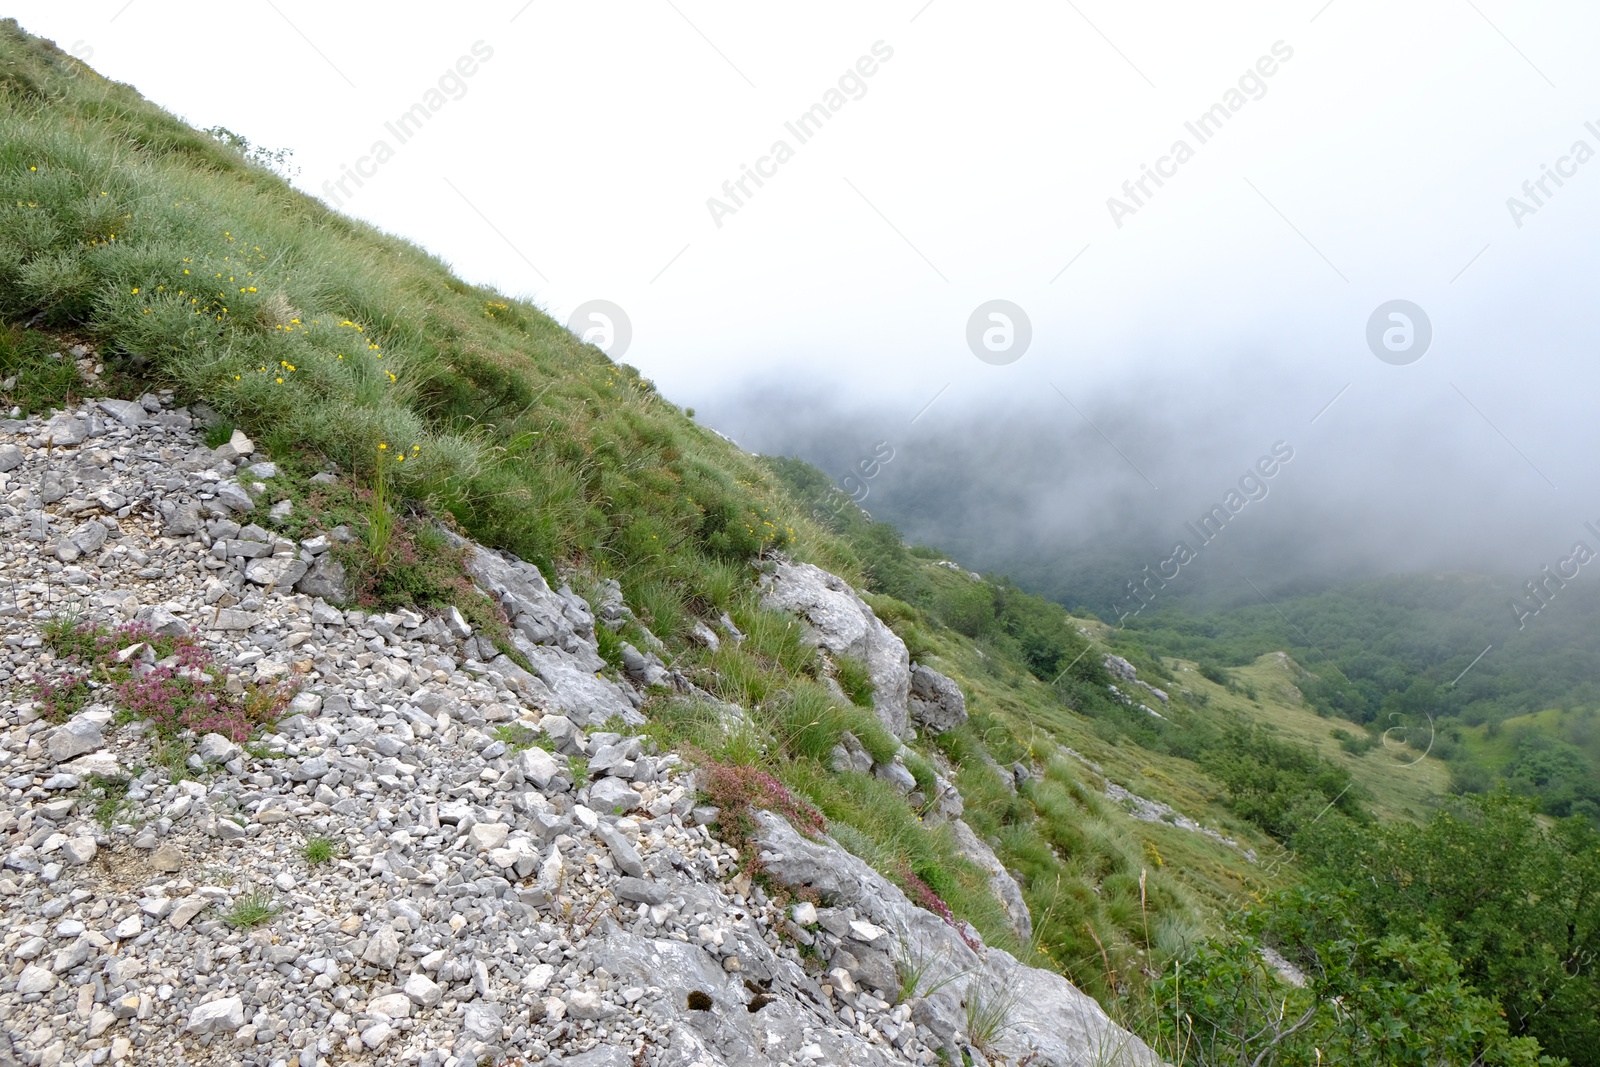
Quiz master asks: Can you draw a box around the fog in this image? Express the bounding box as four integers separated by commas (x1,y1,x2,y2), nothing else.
11,0,1600,617
696,325,1600,616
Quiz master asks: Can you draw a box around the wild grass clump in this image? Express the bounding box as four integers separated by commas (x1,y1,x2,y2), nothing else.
302,836,340,865
894,934,971,1003
964,976,1021,1055
834,654,875,707
767,682,898,765
83,773,132,829
222,891,281,928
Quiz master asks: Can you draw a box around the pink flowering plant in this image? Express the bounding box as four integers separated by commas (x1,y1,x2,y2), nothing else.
699,757,828,850
899,862,984,951
34,618,294,742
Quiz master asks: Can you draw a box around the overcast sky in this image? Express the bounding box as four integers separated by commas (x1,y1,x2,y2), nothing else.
14,1,1600,605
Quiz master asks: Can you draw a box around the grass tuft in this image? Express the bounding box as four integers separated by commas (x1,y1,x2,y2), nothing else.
222,891,281,928
302,836,339,866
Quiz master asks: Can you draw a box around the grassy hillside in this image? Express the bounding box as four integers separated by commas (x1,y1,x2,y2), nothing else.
6,21,1591,1063
1122,576,1600,823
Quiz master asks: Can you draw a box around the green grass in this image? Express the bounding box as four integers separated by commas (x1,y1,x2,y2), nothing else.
894,935,970,1004
491,723,541,752
964,976,1021,1055
83,773,132,829
302,836,339,865
568,756,589,786
151,742,195,783
222,891,280,928
835,654,875,707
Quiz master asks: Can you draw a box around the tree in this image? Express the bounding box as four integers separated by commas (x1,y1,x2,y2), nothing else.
1294,794,1600,1064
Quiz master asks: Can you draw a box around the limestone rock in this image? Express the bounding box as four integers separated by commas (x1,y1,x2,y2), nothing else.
61,836,97,864
950,818,1032,943
404,972,443,1008
46,715,104,762
688,619,720,652
70,520,108,557
368,992,412,1019
43,413,89,446
873,757,917,795
245,555,308,587
613,876,666,905
212,481,255,513
16,965,56,994
363,926,401,969
185,996,244,1034
133,605,189,637
159,501,201,535
515,746,566,792
98,398,147,428
149,842,184,872
751,811,1159,1065
589,776,641,813
597,820,646,878
457,539,596,654
828,730,874,775
196,732,239,763
620,642,671,688
299,556,352,604
908,663,968,733
761,559,911,738
522,645,638,726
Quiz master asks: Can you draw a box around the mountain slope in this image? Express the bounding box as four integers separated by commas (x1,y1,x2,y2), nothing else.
2,19,1587,1066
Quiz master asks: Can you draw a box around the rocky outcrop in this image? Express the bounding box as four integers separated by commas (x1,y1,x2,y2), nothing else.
949,819,1033,943
456,538,640,726
753,813,1159,1066
1104,653,1168,705
907,663,968,733
759,560,912,739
